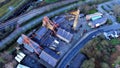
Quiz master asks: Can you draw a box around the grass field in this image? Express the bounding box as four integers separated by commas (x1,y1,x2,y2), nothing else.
87,9,97,14
0,0,23,17
109,38,120,45
117,16,120,23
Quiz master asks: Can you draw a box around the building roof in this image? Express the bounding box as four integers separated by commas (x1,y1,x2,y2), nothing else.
89,17,107,28
39,48,60,67
93,17,107,25
15,52,26,63
56,28,73,43
53,16,66,25
17,37,23,45
86,12,103,20
91,15,102,21
21,34,42,54
70,53,87,68
21,55,45,68
16,64,30,68
43,36,54,46
32,30,54,47
35,26,48,40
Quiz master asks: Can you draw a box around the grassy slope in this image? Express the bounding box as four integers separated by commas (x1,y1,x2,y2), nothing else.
87,9,97,14
109,38,120,45
0,0,5,3
0,0,22,17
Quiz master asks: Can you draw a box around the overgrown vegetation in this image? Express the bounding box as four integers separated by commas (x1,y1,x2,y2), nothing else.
117,16,120,23
107,19,112,25
87,9,97,14
45,0,57,3
81,35,120,68
108,38,120,45
0,51,17,68
0,0,23,17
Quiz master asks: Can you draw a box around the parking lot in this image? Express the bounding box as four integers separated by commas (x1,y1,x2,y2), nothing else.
102,0,120,12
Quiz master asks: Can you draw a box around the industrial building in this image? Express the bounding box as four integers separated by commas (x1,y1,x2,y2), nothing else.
88,17,107,28
16,16,74,68
86,12,107,28
17,34,42,55
86,12,103,20
56,28,73,43
39,48,60,67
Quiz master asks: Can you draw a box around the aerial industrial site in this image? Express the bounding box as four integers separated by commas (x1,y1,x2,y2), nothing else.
0,0,120,68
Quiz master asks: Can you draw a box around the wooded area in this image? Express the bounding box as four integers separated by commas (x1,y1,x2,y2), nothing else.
81,35,120,68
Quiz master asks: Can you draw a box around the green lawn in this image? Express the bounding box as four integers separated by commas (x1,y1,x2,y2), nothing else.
117,16,120,23
107,19,112,25
0,0,23,17
87,9,97,14
109,38,120,45
45,0,57,3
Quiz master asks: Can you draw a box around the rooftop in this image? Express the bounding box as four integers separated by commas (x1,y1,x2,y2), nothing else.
56,28,73,43
39,48,60,67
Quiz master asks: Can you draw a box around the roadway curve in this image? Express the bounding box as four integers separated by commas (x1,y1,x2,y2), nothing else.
57,24,120,68
0,0,78,29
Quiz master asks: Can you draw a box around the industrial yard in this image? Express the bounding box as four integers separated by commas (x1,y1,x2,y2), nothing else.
1,0,120,68
16,10,89,67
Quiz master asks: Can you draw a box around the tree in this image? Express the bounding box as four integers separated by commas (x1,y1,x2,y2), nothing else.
113,4,120,17
81,58,95,68
101,62,110,68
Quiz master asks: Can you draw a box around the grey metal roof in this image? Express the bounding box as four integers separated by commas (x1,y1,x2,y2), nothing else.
39,48,60,67
52,16,66,25
57,28,73,42
35,26,48,40
70,53,87,68
43,48,60,59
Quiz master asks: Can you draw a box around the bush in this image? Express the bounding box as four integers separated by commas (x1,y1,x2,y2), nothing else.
107,20,112,25
45,0,57,3
117,16,120,23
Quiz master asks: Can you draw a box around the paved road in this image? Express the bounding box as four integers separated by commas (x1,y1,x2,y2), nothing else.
0,0,77,29
57,23,120,68
57,29,101,68
97,0,119,24
57,0,120,67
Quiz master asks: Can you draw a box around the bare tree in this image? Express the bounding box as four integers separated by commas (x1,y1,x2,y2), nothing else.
113,4,120,17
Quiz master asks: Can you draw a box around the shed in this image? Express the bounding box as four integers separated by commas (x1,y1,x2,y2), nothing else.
15,52,26,63
16,64,30,68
